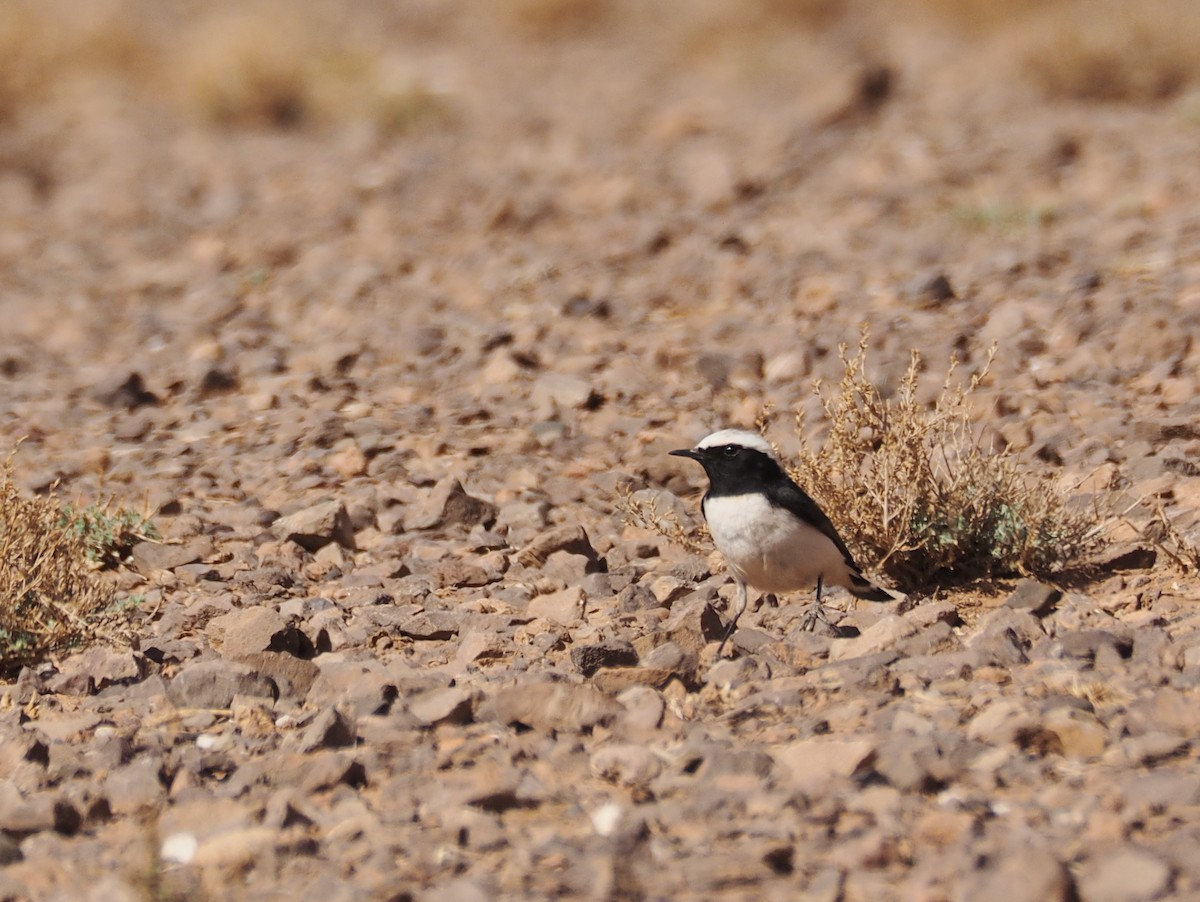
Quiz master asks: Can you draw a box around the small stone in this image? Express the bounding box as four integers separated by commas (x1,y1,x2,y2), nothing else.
531,373,597,416
828,615,918,662
527,587,584,626
208,606,290,658
489,681,620,733
0,835,21,865
167,660,277,709
275,500,356,552
1038,707,1108,757
131,537,214,574
0,790,82,837
517,524,598,567
297,708,356,751
1078,848,1171,902
1003,579,1062,616
409,687,474,726
590,743,662,786
773,738,876,795
57,646,145,692
616,686,665,738
967,700,1039,747
963,844,1077,902
104,758,166,815
233,652,319,703
571,640,638,677
397,611,460,641
160,832,198,865
406,478,497,531
649,575,690,605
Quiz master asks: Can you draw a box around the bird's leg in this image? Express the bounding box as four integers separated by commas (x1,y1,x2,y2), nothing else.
799,576,829,632
716,577,749,657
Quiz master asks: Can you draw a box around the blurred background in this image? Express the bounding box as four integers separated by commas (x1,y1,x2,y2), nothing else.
4,0,1200,478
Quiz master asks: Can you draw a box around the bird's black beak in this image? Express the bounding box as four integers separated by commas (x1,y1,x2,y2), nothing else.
670,448,702,461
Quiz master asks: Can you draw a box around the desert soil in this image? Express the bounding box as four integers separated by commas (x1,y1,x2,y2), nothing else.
4,2,1200,900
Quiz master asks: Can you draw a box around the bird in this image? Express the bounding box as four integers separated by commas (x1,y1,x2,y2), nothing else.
670,428,897,656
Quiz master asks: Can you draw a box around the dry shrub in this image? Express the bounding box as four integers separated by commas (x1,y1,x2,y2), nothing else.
618,485,709,555
1021,0,1200,101
178,3,449,131
790,333,1104,592
0,1,158,121
0,456,114,675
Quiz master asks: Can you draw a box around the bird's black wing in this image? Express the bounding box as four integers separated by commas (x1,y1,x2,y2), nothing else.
764,476,860,567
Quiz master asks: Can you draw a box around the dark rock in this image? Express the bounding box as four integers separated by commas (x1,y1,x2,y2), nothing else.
571,640,638,677
1003,579,1062,617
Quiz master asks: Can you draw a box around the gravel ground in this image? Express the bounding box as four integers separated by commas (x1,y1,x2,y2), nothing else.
4,2,1200,899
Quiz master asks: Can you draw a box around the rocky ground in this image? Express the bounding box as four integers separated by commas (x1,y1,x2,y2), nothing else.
4,1,1200,899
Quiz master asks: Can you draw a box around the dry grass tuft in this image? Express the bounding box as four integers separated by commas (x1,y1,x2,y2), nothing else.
790,331,1104,592
0,454,115,675
1021,0,1200,102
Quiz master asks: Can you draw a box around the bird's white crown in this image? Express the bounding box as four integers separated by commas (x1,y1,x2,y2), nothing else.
694,429,777,459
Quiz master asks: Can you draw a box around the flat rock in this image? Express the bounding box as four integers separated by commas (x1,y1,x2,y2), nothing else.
275,500,356,551
103,758,166,815
233,652,320,703
527,587,584,626
1077,847,1172,902
208,606,290,658
167,660,277,709
406,478,497,531
517,524,598,567
828,615,918,662
398,611,461,641
772,738,877,796
488,681,620,733
409,687,474,726
131,537,214,573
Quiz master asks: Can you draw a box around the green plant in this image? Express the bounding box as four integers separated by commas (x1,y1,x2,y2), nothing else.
58,503,158,569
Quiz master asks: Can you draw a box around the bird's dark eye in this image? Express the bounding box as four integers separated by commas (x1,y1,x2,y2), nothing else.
723,445,739,457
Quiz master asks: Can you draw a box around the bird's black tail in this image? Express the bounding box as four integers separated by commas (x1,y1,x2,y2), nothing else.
846,570,900,602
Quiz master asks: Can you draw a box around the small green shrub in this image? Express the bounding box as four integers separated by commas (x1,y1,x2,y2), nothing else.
58,503,158,569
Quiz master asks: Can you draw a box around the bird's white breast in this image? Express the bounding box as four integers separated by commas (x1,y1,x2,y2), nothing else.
703,493,848,594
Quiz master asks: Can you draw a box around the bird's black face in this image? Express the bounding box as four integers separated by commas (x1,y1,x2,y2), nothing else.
670,443,781,492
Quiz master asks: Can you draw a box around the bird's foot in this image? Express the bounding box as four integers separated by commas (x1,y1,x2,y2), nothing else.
798,602,831,632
